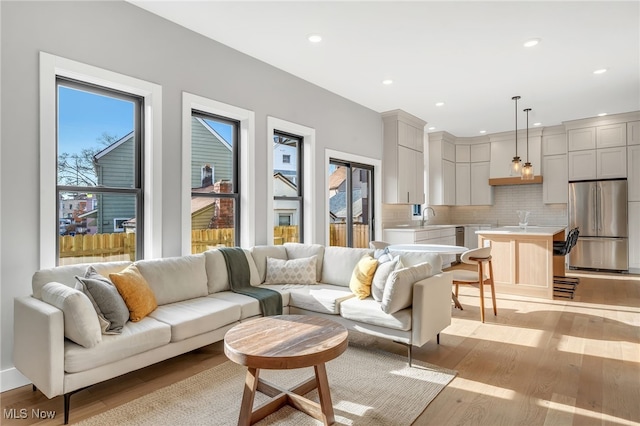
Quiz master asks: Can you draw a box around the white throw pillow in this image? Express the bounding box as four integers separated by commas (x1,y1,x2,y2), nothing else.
380,262,433,314
41,282,102,348
264,256,317,284
371,256,402,302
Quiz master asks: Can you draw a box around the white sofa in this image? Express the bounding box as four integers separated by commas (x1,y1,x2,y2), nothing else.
13,243,452,424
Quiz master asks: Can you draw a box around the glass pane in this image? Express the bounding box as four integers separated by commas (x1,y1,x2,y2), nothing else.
273,134,299,188
57,85,135,188
191,116,235,194
352,167,371,248
58,191,137,265
191,196,236,253
328,164,348,247
273,204,300,245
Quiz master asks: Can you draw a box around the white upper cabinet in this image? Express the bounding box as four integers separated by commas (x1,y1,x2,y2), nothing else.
542,132,567,156
489,131,541,178
427,132,456,206
628,145,640,201
470,143,491,162
596,123,626,148
382,110,426,204
568,150,597,181
543,154,568,203
628,121,640,145
456,145,470,162
455,162,471,205
597,147,627,179
568,127,596,151
470,162,493,205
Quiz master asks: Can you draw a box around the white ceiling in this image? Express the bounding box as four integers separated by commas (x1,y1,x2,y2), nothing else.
130,1,640,137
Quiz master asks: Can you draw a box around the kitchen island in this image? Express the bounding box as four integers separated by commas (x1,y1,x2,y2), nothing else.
476,226,566,300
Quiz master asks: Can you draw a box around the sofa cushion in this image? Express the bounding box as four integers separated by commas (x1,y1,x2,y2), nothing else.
135,254,208,305
340,297,412,331
321,246,373,287
109,265,158,322
286,283,354,314
209,289,289,319
349,254,378,299
64,317,171,373
265,256,317,285
250,245,288,283
32,261,131,300
74,266,129,334
204,248,260,293
148,297,240,342
388,250,442,272
371,255,402,302
41,282,102,349
381,262,433,314
284,243,324,281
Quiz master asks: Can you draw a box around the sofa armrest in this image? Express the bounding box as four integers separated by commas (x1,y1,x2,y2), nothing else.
411,272,452,347
13,296,65,398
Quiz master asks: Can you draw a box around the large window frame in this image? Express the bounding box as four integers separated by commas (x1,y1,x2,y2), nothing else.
182,93,255,253
273,130,304,244
325,149,382,247
267,117,316,244
40,52,163,268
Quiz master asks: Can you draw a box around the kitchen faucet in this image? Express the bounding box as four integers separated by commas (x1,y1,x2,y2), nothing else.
421,206,436,227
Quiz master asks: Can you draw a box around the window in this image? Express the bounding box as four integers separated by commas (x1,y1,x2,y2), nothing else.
40,52,162,269
56,78,143,263
328,159,374,248
189,111,240,253
273,131,303,244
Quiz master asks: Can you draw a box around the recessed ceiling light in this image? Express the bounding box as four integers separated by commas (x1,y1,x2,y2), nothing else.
534,122,542,126
523,38,540,48
435,102,445,107
479,130,487,134
598,112,608,117
428,126,436,130
382,79,393,85
593,68,608,74
307,34,322,43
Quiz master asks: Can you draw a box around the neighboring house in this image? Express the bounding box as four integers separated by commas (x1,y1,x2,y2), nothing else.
273,172,299,226
273,142,297,185
59,194,98,235
328,167,365,224
191,117,232,189
93,132,135,233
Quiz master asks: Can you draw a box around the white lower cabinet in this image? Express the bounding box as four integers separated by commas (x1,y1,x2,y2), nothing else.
543,154,568,203
382,226,457,267
629,202,640,272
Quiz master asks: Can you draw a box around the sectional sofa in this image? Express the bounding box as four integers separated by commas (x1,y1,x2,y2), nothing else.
13,243,452,424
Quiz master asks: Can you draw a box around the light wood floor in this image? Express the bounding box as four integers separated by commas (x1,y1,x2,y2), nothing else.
2,271,639,425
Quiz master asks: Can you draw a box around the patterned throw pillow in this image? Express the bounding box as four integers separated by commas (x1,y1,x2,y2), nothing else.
264,255,317,284
349,254,379,299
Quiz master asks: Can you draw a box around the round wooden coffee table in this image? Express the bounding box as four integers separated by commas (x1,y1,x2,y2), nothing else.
224,315,348,426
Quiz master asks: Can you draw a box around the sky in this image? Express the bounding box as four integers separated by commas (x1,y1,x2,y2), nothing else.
58,85,232,155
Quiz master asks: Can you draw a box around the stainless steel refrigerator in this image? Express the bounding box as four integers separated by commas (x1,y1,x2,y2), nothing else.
568,179,628,272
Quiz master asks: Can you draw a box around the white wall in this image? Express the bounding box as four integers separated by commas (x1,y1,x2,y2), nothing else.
0,1,382,386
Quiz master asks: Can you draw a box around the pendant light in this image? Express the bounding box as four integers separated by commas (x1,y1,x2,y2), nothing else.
510,96,522,176
521,107,534,180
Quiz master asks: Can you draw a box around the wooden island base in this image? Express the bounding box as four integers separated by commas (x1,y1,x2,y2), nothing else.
476,226,566,300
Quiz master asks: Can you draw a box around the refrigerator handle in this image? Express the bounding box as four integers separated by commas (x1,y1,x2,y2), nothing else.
593,185,598,232
597,184,602,231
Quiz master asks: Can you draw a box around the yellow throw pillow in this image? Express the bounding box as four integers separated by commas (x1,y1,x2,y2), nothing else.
349,254,379,299
109,265,158,322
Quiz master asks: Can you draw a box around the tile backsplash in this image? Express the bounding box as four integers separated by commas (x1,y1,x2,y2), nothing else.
382,184,567,228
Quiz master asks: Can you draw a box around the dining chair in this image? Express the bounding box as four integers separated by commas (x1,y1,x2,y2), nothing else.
552,227,580,298
451,246,497,323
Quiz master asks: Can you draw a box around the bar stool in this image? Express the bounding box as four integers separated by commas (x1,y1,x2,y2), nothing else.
452,247,497,323
553,227,580,298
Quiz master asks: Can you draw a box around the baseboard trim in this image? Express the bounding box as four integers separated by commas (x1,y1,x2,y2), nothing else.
1,367,30,392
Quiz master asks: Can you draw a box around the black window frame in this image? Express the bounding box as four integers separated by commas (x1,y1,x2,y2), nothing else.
55,77,144,264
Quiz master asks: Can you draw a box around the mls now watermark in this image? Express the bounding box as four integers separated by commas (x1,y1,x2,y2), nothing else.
4,408,56,420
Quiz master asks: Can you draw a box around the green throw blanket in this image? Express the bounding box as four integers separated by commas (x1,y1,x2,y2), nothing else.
219,247,282,316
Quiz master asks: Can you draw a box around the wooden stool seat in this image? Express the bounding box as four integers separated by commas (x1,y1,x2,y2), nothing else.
452,247,497,323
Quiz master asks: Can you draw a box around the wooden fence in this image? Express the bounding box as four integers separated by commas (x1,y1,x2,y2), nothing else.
59,224,370,263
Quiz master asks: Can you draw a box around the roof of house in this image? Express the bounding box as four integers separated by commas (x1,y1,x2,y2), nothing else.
328,166,346,191
94,131,134,160
329,188,362,219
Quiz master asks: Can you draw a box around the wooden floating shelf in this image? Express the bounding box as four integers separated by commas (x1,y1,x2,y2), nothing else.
488,175,543,186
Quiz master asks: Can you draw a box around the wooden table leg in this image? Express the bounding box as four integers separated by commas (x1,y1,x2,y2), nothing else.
238,367,259,426
452,292,463,310
314,363,335,425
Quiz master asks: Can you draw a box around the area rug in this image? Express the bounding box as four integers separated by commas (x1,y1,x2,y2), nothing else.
75,345,456,426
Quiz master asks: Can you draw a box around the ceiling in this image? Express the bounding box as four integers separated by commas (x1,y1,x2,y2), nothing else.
130,1,640,137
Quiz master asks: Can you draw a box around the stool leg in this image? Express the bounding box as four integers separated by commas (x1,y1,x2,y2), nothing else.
488,260,497,316
478,262,486,323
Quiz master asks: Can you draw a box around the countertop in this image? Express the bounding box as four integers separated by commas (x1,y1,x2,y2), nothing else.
475,226,566,236
384,223,492,232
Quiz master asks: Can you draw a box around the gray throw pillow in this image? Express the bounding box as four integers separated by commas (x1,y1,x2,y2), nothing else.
75,266,129,334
